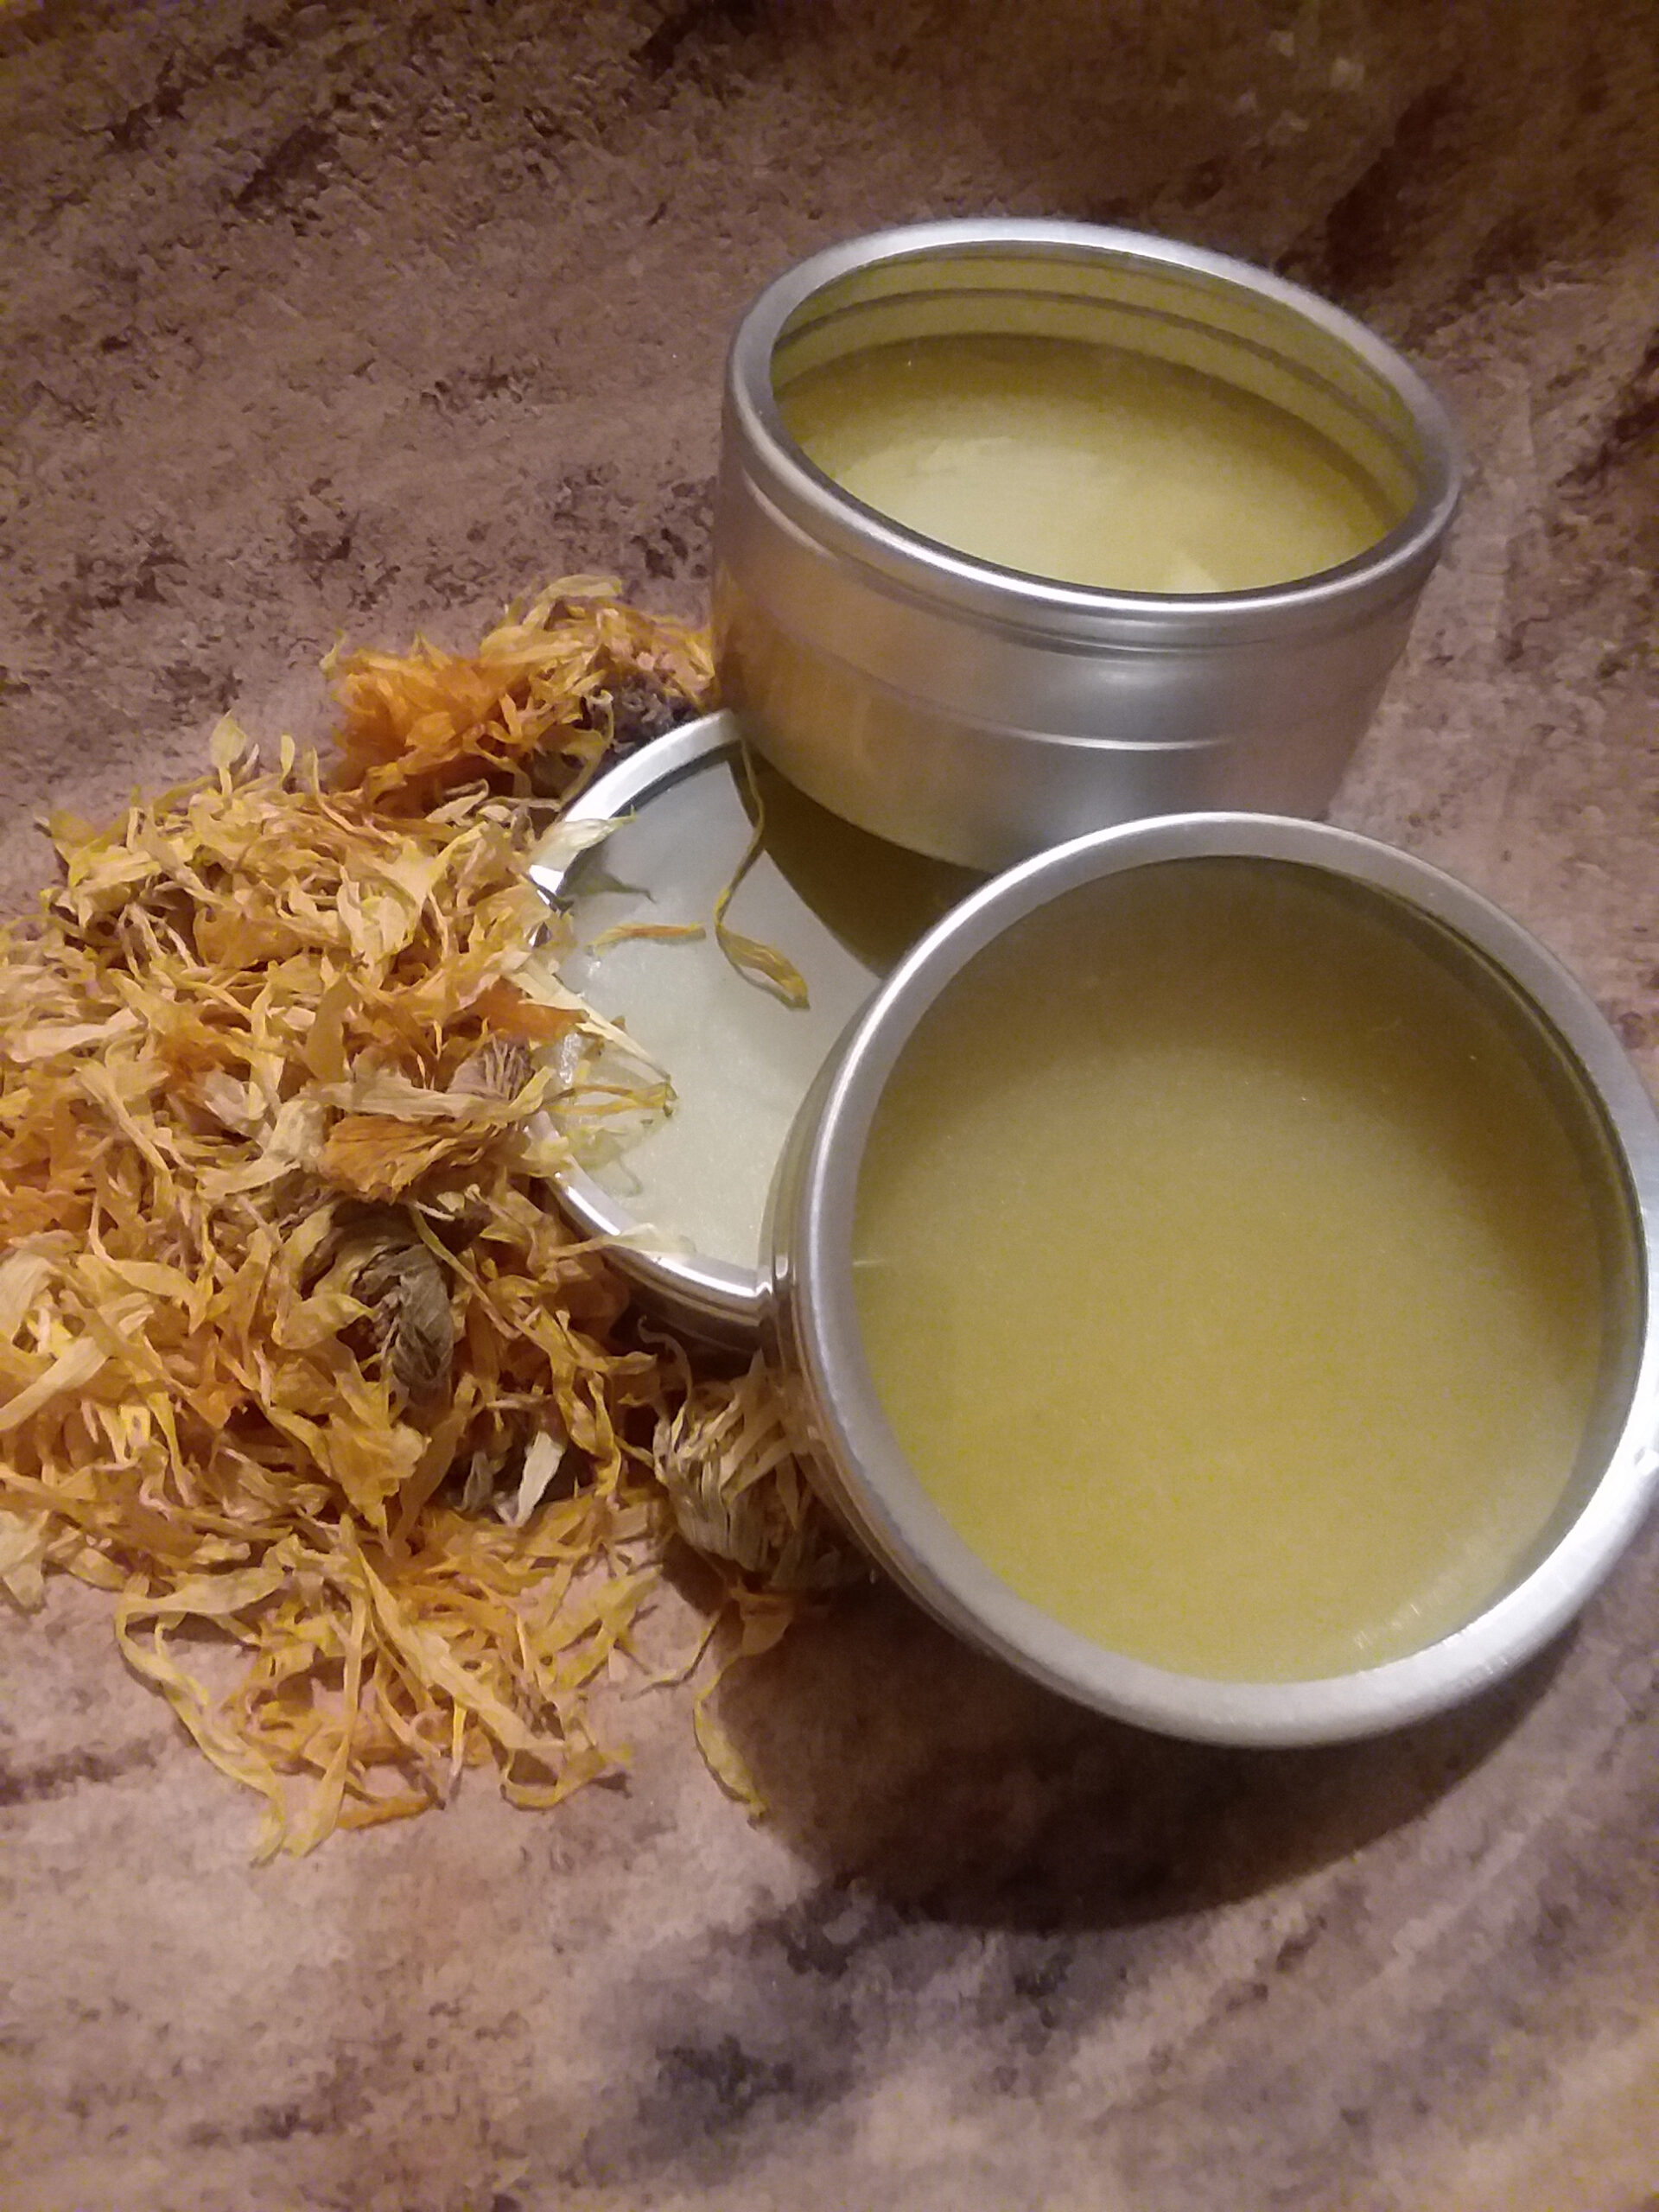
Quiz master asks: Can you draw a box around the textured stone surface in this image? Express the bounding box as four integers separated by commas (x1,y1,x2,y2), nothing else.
2,3,1656,2209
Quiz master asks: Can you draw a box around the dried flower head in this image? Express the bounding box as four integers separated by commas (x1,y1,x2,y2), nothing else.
0,582,759,1857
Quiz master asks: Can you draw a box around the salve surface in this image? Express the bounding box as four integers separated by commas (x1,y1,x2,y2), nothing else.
779,334,1395,594
852,861,1606,1681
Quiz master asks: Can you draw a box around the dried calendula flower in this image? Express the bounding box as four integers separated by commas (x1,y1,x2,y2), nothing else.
655,1355,861,1592
331,577,714,813
449,1036,533,1104
0,579,799,1859
319,1203,457,1406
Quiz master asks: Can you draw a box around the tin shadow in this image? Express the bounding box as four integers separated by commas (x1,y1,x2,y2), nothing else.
699,1573,1568,1932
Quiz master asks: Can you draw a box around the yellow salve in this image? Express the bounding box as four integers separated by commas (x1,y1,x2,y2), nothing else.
779,334,1395,594
852,861,1606,1681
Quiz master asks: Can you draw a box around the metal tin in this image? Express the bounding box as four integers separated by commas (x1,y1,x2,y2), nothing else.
715,219,1463,871
530,711,976,1345
766,815,1659,1745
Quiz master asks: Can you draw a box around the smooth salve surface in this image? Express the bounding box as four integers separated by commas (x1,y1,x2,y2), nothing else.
779,334,1395,594
853,861,1606,1681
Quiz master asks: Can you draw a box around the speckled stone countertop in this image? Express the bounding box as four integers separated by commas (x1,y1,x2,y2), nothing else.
2,5,1656,2209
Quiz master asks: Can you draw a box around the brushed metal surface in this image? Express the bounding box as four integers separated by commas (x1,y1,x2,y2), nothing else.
531,711,976,1345
715,220,1463,869
766,814,1659,1745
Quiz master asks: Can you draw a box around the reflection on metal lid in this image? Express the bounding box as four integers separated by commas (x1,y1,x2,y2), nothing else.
529,709,976,1343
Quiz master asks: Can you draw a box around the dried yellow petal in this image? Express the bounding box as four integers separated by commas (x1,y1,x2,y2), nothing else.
0,577,814,1856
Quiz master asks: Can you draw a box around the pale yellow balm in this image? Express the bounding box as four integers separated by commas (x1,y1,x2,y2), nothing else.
853,861,1606,1681
779,334,1396,593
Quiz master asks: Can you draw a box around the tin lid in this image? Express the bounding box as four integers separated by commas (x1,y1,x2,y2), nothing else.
529,710,976,1344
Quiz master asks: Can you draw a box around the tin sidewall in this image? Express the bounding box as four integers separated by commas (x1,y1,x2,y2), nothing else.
766,814,1659,1746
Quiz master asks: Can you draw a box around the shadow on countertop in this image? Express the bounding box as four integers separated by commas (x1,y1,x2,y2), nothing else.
700,1574,1567,1933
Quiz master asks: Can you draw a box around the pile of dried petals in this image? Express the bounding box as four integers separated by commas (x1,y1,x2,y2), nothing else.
0,581,840,1857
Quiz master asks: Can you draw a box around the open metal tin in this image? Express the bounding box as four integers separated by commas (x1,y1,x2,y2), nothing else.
765,814,1659,1745
715,219,1463,870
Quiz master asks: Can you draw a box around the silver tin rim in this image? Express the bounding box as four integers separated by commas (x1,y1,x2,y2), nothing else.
726,218,1464,647
768,813,1659,1745
530,712,768,1348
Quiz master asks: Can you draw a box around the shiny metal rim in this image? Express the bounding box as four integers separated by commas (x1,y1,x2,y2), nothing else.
531,712,766,1348
727,218,1464,645
772,812,1659,1745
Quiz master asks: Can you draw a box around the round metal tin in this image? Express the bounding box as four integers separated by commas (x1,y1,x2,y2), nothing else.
766,813,1659,1745
715,219,1464,870
530,710,976,1344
